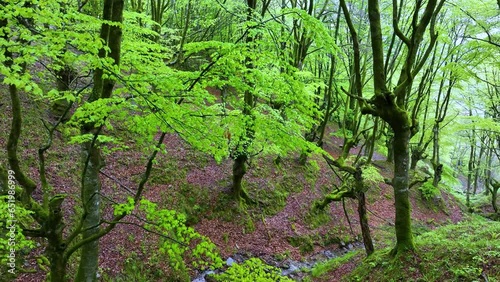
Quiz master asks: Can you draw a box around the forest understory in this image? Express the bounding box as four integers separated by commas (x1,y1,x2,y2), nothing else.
1,0,499,281
2,89,497,282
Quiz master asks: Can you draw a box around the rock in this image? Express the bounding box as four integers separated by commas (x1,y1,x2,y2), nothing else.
233,253,245,262
281,263,300,276
205,272,217,282
226,257,235,266
192,270,215,282
323,250,335,259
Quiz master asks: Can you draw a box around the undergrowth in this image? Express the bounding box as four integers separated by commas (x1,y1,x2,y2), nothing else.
210,258,294,282
343,216,500,282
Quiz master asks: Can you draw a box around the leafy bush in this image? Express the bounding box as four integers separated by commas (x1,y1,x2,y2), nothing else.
115,199,224,280
212,258,293,282
418,181,440,200
0,196,36,278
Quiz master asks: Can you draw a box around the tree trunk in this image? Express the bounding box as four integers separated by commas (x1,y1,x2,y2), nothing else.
75,145,102,282
232,154,247,201
386,131,394,163
229,0,256,203
492,186,498,214
410,146,424,170
357,191,374,256
490,179,499,214
466,144,474,210
0,164,7,195
431,121,441,188
76,0,123,280
484,147,493,196
391,128,414,254
46,195,67,282
473,139,485,195
48,250,66,282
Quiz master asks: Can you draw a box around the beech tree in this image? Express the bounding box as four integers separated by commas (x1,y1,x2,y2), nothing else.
339,0,445,254
76,0,124,280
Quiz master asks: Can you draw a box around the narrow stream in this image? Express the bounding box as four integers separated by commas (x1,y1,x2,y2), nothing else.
192,242,363,281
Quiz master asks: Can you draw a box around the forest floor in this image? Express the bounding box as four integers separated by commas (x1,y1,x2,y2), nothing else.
1,91,466,282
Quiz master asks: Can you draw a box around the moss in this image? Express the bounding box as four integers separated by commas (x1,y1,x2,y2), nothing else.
311,250,360,278
304,204,332,229
287,235,314,255
304,159,320,185
157,183,211,225
343,217,500,282
243,215,255,234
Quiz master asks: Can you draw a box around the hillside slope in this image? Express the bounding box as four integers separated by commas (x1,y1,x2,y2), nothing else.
0,91,465,281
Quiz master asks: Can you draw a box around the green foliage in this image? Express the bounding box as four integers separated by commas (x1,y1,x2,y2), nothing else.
113,197,135,216
243,214,256,234
287,235,314,255
177,183,211,225
212,258,294,282
0,196,36,278
274,250,291,262
345,217,500,281
283,8,339,55
0,195,34,256
440,164,461,191
305,206,332,229
361,165,384,188
418,181,440,201
257,186,289,216
139,199,223,276
310,251,359,278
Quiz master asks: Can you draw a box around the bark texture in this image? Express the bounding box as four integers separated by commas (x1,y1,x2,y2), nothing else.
75,0,124,280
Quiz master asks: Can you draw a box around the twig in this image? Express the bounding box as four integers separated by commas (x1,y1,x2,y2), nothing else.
99,170,135,195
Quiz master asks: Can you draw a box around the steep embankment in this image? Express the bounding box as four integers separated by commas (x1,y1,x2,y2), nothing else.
1,90,465,281
332,217,500,282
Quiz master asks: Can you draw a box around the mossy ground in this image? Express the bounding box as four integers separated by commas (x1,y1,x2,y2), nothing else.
335,216,499,282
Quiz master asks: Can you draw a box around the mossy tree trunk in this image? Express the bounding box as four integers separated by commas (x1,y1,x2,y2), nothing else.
466,112,475,210
353,166,374,256
76,0,123,280
357,191,374,255
2,11,66,281
473,137,485,195
385,130,394,163
431,122,442,187
484,145,493,196
46,195,67,282
391,127,414,253
410,146,425,170
321,156,374,257
490,179,499,214
431,62,454,187
230,0,258,203
0,164,7,195
232,154,248,201
361,0,444,255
